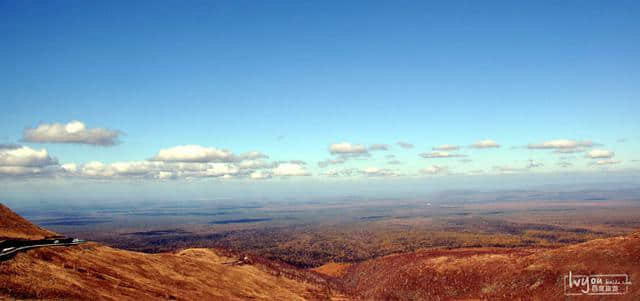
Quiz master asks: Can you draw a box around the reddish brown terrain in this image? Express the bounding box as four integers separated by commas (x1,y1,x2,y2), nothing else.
0,204,343,301
1,203,639,300
335,239,639,300
0,204,55,240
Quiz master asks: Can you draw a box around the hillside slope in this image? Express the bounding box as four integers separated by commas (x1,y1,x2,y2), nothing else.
0,204,55,240
0,204,342,300
339,233,640,300
1,202,638,300
0,243,338,300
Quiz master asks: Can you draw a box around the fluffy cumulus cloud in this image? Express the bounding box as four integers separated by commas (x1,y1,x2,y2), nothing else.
432,144,459,151
0,141,314,180
151,145,236,162
69,161,162,179
61,160,244,179
397,141,414,149
320,142,372,167
23,121,120,146
527,139,595,153
199,163,240,177
0,146,57,167
420,165,448,175
272,163,310,177
238,159,269,169
329,142,369,155
419,151,466,158
0,145,59,176
471,139,500,149
586,149,614,159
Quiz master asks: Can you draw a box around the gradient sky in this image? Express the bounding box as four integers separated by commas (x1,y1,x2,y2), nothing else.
1,1,639,205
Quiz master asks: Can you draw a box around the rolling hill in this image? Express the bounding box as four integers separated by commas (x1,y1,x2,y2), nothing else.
1,203,638,300
0,204,343,300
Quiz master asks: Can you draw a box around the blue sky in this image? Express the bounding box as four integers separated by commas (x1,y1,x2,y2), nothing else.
1,1,639,204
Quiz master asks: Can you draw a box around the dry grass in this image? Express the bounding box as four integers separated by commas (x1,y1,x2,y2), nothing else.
340,231,640,300
0,243,338,300
312,262,351,278
0,204,56,240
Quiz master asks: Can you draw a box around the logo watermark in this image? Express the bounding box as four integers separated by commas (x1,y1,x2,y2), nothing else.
564,271,631,296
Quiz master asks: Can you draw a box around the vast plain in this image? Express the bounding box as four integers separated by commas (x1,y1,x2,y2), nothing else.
17,187,640,268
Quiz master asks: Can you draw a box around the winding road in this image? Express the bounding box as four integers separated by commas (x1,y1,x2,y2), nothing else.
0,238,85,260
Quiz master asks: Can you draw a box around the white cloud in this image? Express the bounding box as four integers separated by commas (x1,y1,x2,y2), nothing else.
322,169,339,177
23,121,120,146
238,160,269,169
152,145,235,162
273,163,310,177
432,144,459,151
586,149,614,159
79,161,112,177
250,170,272,180
420,165,448,175
322,168,359,177
329,142,369,155
527,139,594,150
61,163,77,172
0,146,58,167
0,146,59,177
0,144,305,180
199,163,240,177
397,141,414,149
0,166,52,176
419,151,465,158
369,144,389,151
387,159,402,165
470,139,500,149
593,159,620,165
318,157,346,168
361,167,398,177
154,171,176,180
241,151,268,160
64,160,241,179
552,148,586,154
